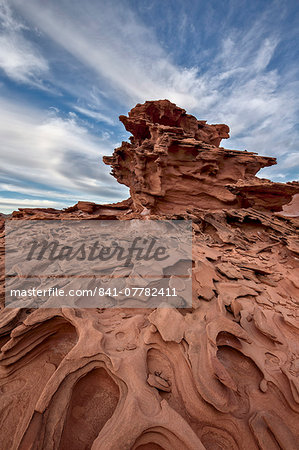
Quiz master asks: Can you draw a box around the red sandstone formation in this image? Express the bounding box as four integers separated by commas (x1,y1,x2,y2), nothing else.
103,100,299,214
0,100,299,450
283,193,299,217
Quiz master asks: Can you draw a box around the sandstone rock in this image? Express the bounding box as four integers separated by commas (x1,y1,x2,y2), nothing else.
282,193,299,217
0,100,298,449
75,201,97,213
104,99,298,214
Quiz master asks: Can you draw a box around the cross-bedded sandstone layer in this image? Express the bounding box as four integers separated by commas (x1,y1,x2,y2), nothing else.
0,101,298,450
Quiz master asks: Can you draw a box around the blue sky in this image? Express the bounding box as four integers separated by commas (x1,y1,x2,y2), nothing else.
0,0,298,214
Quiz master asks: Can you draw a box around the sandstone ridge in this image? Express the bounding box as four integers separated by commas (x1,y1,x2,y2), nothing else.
103,99,299,214
0,101,298,450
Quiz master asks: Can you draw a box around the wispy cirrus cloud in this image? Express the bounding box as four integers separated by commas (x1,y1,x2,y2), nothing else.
11,0,195,105
0,0,49,87
10,1,298,120
72,106,115,126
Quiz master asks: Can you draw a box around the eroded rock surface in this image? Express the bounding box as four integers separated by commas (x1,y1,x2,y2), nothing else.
103,100,299,214
0,100,298,450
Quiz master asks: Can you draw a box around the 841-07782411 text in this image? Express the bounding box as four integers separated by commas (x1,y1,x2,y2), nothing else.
97,287,177,297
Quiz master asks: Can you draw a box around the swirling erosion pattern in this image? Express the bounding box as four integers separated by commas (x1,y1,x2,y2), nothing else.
0,100,299,450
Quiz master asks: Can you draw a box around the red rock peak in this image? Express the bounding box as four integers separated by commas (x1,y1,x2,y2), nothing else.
104,100,299,214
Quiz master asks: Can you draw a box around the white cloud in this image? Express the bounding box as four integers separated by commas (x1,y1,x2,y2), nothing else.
0,198,66,214
72,106,114,125
0,95,129,213
10,0,298,145
0,0,48,85
10,0,201,106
